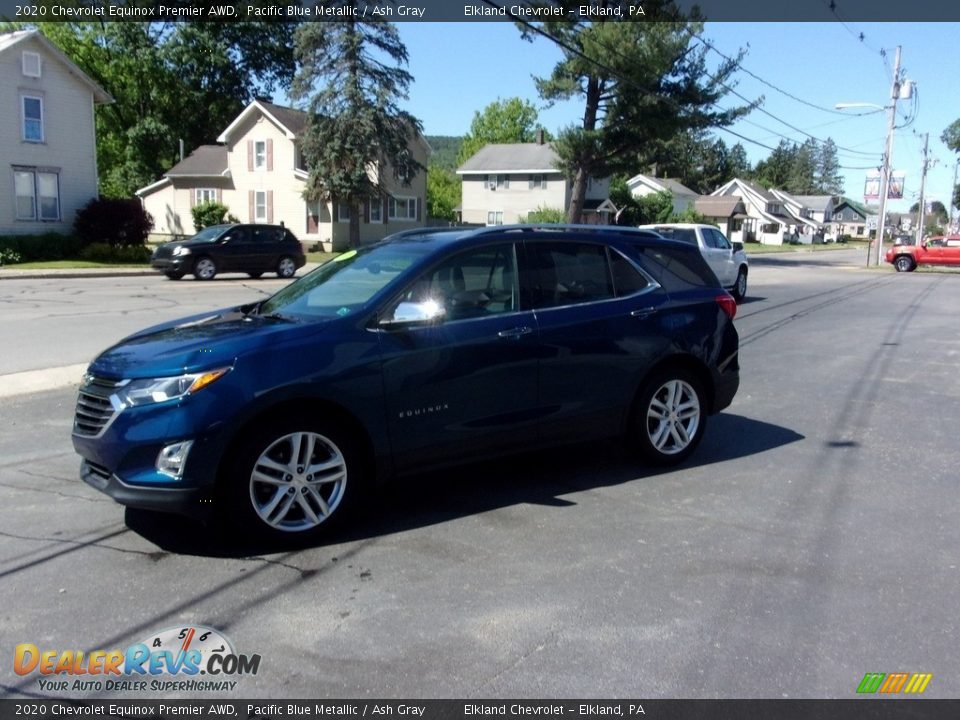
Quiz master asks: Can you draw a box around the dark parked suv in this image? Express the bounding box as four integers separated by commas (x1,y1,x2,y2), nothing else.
150,223,306,280
74,225,740,541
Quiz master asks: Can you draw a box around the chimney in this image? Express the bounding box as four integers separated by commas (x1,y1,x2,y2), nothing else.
535,128,545,145
649,163,658,178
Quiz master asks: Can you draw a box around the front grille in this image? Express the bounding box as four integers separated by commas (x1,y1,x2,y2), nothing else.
152,245,174,260
73,375,124,437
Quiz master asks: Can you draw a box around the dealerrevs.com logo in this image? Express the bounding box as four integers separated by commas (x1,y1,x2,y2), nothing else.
14,626,261,693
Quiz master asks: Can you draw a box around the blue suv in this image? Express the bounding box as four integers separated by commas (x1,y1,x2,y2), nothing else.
73,226,739,541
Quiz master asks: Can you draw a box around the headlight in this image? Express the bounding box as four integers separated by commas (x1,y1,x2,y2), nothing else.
117,368,230,407
173,246,191,257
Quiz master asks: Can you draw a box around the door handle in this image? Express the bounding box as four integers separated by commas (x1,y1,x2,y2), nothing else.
630,308,657,319
498,326,534,339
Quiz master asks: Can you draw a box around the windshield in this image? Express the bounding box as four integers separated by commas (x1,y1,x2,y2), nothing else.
188,225,230,243
258,243,430,319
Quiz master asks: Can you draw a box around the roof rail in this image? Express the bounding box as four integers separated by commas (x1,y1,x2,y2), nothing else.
469,223,656,237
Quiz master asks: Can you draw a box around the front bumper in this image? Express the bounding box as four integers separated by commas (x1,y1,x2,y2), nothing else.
150,256,189,273
80,459,213,519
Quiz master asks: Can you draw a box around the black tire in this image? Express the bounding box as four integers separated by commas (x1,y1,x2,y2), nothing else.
731,267,748,302
193,256,218,281
223,417,366,542
164,270,185,280
247,271,264,279
277,256,297,279
894,256,915,273
632,368,707,466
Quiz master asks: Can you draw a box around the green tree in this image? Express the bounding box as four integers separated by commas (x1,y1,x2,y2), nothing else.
754,140,797,189
727,143,752,180
786,139,818,194
291,19,423,249
522,207,567,223
427,165,461,221
457,98,548,166
521,4,754,223
25,22,295,198
815,138,844,194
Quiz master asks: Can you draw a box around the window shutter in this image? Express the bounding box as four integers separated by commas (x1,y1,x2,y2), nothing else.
189,190,196,209
267,139,273,171
382,197,388,224
247,140,254,172
416,197,422,222
248,190,254,221
216,188,222,203
267,190,274,224
364,199,370,224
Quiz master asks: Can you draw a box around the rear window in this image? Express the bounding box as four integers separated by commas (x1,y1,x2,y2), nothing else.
627,244,719,293
652,227,698,246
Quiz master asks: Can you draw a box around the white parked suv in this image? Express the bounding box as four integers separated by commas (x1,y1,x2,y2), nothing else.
637,223,749,302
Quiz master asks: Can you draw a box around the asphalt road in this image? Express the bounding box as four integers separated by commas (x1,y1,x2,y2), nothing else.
1,251,958,699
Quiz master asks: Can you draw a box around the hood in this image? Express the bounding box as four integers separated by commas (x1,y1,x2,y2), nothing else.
88,306,330,379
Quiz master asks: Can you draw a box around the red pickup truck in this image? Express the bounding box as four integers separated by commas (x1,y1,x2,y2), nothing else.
885,236,960,272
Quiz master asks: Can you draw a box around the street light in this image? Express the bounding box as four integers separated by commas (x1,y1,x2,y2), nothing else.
835,45,903,268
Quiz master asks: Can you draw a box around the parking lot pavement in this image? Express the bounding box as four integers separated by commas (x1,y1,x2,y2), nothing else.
2,260,959,699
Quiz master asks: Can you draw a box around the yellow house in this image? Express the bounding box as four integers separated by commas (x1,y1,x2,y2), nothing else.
137,100,429,251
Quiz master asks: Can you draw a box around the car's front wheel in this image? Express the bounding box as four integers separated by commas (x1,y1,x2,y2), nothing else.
894,255,915,272
731,267,748,302
277,256,297,279
193,256,217,281
632,369,706,466
226,419,364,541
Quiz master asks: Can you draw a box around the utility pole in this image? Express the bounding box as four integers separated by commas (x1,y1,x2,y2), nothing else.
914,132,929,246
872,45,902,267
952,159,959,232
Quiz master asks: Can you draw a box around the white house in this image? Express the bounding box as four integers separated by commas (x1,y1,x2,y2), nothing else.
456,134,614,225
711,178,794,245
626,173,699,216
769,189,831,243
0,29,112,235
137,100,430,251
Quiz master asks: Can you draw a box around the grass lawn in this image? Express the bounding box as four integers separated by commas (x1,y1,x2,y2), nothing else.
746,241,871,254
0,260,149,270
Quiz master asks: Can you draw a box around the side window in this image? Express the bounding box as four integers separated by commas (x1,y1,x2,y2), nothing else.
224,227,251,244
609,248,651,297
706,228,731,249
399,244,518,322
630,245,718,293
529,242,614,308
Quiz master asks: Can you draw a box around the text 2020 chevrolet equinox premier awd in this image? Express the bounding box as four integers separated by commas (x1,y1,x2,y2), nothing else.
73,226,740,541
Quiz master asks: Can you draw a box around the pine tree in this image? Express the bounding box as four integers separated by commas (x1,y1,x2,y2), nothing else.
815,138,844,194
291,19,423,248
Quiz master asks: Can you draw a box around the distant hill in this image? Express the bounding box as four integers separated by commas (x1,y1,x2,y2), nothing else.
425,136,463,172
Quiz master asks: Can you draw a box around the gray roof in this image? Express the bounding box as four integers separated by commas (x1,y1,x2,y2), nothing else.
694,196,747,218
658,178,698,196
457,143,560,174
793,195,837,211
165,145,227,177
736,178,776,202
260,102,308,136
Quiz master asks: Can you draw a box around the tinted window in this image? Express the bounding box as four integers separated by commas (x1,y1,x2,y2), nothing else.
628,245,718,293
529,242,614,308
705,228,731,249
398,244,518,321
609,248,651,297
252,226,284,244
654,227,697,245
222,227,251,244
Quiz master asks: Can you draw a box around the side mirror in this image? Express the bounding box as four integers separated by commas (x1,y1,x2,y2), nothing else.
379,300,446,329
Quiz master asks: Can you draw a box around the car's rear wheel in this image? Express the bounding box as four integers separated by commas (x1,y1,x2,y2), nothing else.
277,256,297,279
732,267,748,302
193,256,217,281
226,419,364,541
894,256,915,272
164,270,185,280
632,369,706,466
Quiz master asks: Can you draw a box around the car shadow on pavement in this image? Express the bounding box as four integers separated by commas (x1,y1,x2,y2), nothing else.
125,413,803,557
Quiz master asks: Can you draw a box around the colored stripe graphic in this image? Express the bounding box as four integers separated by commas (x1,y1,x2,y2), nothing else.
856,672,932,694
857,673,885,694
904,673,933,694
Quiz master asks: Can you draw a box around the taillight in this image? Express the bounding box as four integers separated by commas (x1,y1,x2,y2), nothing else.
716,292,737,320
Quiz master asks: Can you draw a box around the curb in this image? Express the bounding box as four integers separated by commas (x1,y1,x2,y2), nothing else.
0,363,88,399
0,269,157,280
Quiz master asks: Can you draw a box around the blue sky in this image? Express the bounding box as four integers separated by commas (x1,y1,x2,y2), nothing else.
393,21,960,216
